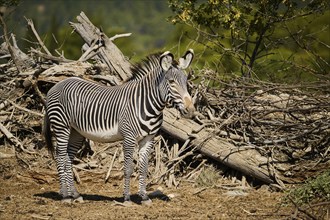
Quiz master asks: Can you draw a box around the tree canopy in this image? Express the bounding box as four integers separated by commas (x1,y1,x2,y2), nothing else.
169,0,330,82
1,0,329,83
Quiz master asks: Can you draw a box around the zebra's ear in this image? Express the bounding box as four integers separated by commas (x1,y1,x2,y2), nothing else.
160,51,174,71
178,49,194,69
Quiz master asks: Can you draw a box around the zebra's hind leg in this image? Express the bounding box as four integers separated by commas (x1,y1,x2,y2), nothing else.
66,129,85,203
138,136,154,206
122,137,136,204
53,127,71,202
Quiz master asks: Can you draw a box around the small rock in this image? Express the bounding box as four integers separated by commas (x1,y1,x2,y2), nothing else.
167,193,178,199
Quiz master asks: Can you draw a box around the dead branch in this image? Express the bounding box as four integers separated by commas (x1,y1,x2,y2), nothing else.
25,17,52,56
0,14,21,72
105,147,119,183
69,12,132,81
30,49,73,63
109,33,132,41
0,121,35,154
7,99,43,117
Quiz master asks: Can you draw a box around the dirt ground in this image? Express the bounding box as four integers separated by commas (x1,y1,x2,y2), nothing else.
0,151,297,220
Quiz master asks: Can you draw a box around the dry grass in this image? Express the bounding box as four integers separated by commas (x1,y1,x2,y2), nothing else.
195,165,220,187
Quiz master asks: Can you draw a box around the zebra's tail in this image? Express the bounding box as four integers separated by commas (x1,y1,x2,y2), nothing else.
43,112,54,159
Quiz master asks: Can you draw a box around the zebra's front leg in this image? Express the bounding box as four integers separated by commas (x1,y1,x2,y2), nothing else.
122,137,136,203
138,136,154,205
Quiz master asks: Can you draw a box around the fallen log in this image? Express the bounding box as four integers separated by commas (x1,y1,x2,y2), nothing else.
162,108,279,184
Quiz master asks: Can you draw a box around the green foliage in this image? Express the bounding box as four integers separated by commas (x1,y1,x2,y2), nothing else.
3,0,329,84
285,170,330,206
169,0,330,82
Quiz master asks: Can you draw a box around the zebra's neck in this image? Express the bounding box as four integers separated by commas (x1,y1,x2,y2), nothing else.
138,70,166,114
126,70,166,135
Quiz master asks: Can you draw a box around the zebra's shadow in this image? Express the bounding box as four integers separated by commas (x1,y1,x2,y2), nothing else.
34,191,121,202
34,190,170,204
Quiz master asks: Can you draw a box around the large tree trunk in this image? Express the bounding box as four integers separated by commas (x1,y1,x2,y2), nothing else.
62,12,280,185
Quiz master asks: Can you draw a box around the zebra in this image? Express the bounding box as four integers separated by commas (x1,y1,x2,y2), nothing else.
43,49,195,205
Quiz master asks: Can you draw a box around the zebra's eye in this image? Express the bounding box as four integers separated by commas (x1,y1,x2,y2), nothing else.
168,79,175,84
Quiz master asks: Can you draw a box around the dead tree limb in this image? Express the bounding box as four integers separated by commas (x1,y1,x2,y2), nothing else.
0,16,33,71
25,17,52,56
69,12,132,81
0,14,21,72
0,121,36,154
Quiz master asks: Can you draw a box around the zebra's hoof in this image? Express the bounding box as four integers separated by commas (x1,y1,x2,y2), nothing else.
141,199,152,206
73,196,84,203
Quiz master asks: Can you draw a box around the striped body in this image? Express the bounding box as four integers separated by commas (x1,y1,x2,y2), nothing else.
47,75,165,142
44,50,195,203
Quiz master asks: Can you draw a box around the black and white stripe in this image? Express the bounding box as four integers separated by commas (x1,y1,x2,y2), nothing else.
44,50,195,203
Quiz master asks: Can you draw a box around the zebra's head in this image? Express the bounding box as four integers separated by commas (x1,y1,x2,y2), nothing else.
159,49,195,118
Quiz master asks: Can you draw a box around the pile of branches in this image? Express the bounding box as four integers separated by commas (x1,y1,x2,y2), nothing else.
193,69,330,182
0,11,329,190
0,14,207,188
1,11,329,220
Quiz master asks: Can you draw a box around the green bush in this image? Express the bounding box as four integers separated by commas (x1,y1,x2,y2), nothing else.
285,170,330,206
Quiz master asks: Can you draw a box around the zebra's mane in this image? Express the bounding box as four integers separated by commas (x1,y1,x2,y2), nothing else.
128,53,163,81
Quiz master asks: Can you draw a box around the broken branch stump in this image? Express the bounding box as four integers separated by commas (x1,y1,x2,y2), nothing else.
69,12,132,81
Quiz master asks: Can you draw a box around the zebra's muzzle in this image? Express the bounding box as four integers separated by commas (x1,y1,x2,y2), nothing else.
180,96,195,118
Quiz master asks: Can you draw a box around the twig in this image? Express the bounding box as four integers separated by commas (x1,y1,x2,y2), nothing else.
183,159,206,180
30,214,50,220
152,146,198,184
0,121,35,154
7,99,43,117
109,33,132,41
105,148,119,183
0,122,20,148
91,141,121,159
30,49,73,63
193,187,207,195
0,152,15,159
167,151,194,164
288,197,318,220
73,167,81,184
31,79,47,107
25,17,52,56
79,41,103,62
72,165,104,174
